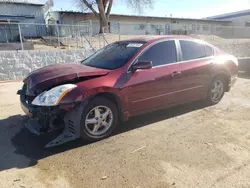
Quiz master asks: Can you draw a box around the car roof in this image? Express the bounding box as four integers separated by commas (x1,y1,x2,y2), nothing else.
123,35,193,43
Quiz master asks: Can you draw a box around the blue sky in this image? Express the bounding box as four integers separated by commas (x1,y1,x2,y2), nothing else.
41,0,250,18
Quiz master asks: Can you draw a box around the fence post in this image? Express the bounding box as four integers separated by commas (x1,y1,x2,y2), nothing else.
99,34,101,49
18,23,24,50
77,24,80,48
5,27,8,43
89,20,93,47
232,26,235,40
118,22,120,41
147,22,150,35
212,25,214,40
89,20,93,37
56,23,60,47
170,23,172,34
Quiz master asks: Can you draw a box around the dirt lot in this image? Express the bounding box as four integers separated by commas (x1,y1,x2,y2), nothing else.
0,74,250,188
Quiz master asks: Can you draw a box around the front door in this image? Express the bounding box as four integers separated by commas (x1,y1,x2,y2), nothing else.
124,40,182,116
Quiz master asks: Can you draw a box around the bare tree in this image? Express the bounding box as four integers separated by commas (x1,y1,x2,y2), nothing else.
75,0,154,33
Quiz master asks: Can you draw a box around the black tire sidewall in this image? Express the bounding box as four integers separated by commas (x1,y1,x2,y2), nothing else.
80,97,118,141
207,76,226,105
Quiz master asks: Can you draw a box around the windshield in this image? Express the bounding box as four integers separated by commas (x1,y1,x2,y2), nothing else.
81,41,145,70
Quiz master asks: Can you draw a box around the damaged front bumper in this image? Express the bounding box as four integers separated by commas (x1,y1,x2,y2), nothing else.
17,84,85,148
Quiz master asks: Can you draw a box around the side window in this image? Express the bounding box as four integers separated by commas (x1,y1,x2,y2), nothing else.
180,40,206,61
205,45,214,56
138,40,177,67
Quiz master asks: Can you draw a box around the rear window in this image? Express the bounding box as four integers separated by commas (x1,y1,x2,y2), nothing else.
205,45,214,56
81,41,145,70
180,40,206,61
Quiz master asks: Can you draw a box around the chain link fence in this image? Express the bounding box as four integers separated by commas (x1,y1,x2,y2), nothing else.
105,22,250,38
0,21,250,81
0,22,98,51
101,23,250,58
0,22,115,51
0,22,250,58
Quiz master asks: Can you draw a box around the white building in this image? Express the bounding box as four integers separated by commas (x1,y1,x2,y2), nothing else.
46,11,230,37
208,9,250,27
207,9,250,38
0,0,45,42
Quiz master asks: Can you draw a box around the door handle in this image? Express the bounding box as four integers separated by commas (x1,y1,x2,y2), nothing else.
172,71,182,78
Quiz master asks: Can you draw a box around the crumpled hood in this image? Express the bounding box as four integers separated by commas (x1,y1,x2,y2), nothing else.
24,63,109,93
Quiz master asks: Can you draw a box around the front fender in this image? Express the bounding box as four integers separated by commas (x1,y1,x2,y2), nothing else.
59,86,129,121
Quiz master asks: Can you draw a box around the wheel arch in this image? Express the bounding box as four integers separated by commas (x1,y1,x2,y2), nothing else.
213,72,230,92
88,92,124,121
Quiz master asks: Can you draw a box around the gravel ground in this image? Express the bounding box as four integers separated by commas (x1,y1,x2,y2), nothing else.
0,75,250,188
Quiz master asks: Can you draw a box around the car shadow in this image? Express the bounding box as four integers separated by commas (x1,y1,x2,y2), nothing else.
0,101,208,171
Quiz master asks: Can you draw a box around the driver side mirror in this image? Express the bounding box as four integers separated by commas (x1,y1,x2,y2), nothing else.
132,61,152,72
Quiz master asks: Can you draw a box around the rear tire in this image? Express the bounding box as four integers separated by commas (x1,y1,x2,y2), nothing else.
80,97,118,141
206,76,226,105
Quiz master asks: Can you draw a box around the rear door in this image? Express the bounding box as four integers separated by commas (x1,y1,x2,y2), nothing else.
176,40,214,103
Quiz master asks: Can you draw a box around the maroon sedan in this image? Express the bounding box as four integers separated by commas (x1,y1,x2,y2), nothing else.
18,36,238,147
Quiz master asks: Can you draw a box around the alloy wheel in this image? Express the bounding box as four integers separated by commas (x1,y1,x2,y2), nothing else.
85,105,113,136
210,80,224,103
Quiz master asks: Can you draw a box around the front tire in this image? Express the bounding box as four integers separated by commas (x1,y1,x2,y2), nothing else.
80,97,118,141
206,76,226,105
